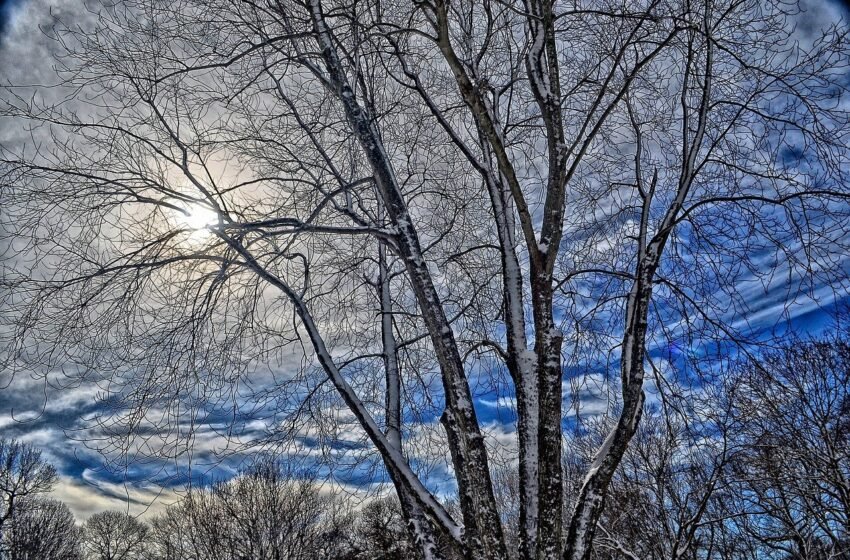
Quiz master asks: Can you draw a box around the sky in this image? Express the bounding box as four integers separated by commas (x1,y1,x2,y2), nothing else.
1,0,850,522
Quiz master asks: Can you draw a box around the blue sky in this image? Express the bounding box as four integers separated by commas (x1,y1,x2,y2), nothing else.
0,0,24,37
1,0,850,521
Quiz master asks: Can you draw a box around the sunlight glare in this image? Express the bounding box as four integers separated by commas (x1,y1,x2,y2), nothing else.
177,205,219,242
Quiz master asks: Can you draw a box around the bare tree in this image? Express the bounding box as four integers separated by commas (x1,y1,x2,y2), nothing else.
0,439,58,546
147,494,232,560
147,507,198,560
565,398,736,560
2,0,850,558
82,511,149,560
147,459,355,560
724,336,850,560
348,496,422,560
4,497,82,560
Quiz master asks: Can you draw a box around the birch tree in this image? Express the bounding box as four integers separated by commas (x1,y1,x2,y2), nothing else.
2,0,849,559
565,400,736,560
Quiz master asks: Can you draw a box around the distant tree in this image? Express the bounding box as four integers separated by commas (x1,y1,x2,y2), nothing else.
147,503,212,560
4,497,82,560
349,496,421,560
725,337,850,560
148,459,352,560
0,439,58,544
82,511,149,560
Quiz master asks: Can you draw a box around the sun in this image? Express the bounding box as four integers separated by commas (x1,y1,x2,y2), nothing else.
175,204,219,241
183,206,219,229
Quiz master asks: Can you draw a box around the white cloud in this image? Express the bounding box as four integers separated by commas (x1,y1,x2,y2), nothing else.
50,475,180,521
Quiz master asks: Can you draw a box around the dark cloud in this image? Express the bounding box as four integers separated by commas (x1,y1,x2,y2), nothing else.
0,0,25,39
830,0,850,14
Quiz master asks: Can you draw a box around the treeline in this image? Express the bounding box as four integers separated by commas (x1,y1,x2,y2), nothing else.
0,442,419,560
1,336,847,560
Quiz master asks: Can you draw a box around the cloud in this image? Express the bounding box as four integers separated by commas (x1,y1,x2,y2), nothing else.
50,474,179,520
1,0,849,528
